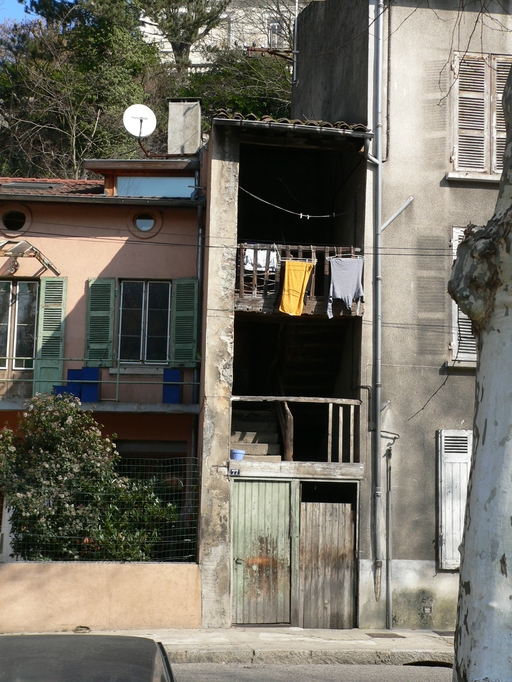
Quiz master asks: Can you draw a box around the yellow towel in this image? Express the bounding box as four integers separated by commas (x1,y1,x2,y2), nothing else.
279,261,313,316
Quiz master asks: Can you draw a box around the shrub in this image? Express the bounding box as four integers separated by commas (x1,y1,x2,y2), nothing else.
0,393,177,561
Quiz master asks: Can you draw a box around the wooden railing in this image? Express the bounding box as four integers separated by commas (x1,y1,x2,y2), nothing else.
232,395,361,463
237,243,359,301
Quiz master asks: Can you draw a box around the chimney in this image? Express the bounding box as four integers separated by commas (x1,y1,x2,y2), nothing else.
167,98,201,155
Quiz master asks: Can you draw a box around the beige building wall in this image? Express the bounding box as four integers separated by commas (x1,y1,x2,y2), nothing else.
0,563,201,632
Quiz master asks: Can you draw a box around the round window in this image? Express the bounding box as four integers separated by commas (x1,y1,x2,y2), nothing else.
127,209,162,239
134,213,155,232
2,210,26,231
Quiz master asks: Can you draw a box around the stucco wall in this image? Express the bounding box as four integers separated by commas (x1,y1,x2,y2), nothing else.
199,125,239,628
291,0,369,124
359,2,512,626
359,560,459,629
0,563,201,632
0,201,199,376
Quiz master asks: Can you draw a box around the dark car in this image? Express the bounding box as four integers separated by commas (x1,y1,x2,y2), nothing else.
0,634,176,682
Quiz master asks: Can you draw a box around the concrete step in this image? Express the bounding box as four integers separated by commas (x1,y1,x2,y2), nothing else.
230,443,281,455
242,454,282,463
231,421,278,433
231,430,279,444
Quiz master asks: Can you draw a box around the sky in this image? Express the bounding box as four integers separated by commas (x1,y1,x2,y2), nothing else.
0,0,32,22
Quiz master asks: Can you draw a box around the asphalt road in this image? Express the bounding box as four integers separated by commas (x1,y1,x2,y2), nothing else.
173,663,453,682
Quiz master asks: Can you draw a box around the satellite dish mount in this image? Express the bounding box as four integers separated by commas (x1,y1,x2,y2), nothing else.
123,104,157,157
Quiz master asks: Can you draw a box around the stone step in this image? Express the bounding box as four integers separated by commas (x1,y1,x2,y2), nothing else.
230,443,281,455
242,454,282,463
231,420,278,433
231,430,279,444
232,409,277,421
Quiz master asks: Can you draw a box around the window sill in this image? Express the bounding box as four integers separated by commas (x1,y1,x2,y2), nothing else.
444,360,476,371
109,366,165,375
445,171,501,184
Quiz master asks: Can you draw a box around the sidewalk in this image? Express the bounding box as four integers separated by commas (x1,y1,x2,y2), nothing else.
93,627,455,666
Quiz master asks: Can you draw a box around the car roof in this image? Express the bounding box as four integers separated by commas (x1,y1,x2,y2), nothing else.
0,635,159,682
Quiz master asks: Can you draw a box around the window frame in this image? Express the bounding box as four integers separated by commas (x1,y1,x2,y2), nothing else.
118,280,172,365
0,279,39,372
452,52,512,178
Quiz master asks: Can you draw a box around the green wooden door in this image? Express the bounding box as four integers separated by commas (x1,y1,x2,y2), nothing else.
232,480,291,624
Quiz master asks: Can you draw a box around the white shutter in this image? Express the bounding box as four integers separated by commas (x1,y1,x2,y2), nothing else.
438,429,472,570
452,227,477,362
491,56,512,174
455,56,489,172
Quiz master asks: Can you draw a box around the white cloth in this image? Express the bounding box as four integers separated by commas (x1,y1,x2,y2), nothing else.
327,257,364,319
244,248,277,272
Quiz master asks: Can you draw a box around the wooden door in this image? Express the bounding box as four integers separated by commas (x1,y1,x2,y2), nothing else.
232,480,291,624
299,502,355,628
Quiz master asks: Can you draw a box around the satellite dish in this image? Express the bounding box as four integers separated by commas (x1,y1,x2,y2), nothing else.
123,104,157,138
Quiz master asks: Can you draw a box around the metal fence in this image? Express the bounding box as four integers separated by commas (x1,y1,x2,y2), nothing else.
6,457,199,563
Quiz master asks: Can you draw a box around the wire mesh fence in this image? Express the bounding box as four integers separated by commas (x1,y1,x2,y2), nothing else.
5,457,199,563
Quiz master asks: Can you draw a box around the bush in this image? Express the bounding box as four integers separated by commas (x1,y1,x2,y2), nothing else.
0,393,177,561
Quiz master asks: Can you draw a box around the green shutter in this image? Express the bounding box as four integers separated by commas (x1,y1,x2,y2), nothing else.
33,277,67,394
85,278,115,367
171,278,198,367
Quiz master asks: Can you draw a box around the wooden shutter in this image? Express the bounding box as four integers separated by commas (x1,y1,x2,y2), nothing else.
438,429,472,569
85,278,115,367
452,228,477,362
491,57,512,174
455,55,489,172
170,278,198,367
33,277,67,394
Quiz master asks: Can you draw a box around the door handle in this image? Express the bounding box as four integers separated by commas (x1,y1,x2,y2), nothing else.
234,558,244,565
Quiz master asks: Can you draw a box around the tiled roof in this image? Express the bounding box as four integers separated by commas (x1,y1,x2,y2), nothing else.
213,110,369,132
0,178,104,197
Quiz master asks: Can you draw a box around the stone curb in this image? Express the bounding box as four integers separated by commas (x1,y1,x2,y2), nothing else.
163,646,454,666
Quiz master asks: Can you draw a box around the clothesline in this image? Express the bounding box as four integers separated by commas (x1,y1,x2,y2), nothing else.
239,186,352,219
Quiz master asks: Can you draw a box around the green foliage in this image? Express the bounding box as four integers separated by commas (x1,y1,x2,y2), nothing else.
0,1,159,178
183,48,292,122
0,393,177,561
143,0,231,68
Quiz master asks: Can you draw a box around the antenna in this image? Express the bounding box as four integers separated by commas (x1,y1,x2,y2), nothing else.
123,104,157,138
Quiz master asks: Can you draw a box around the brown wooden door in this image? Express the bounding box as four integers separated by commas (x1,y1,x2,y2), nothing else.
299,502,355,628
232,480,291,624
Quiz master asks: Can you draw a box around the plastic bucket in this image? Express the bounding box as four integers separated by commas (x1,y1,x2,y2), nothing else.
230,449,245,460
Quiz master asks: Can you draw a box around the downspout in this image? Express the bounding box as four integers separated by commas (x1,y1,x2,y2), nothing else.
194,203,204,405
372,0,385,606
292,0,299,85
367,1,412,623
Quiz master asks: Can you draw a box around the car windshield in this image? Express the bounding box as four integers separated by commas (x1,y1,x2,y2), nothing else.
0,635,159,682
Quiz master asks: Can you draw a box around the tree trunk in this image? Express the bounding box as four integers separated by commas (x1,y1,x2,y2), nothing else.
449,66,512,682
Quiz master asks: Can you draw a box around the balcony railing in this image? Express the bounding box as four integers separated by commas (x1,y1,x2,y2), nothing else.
0,357,199,410
232,395,361,463
236,243,362,315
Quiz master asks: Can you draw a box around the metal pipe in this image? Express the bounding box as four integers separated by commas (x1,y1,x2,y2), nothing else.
381,196,413,231
193,203,204,404
372,0,385,605
386,444,393,628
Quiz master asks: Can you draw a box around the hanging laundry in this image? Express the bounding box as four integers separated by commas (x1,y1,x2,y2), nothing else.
244,248,277,272
279,261,314,316
327,257,364,319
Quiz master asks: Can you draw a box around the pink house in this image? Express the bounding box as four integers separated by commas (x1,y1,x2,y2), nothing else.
0,143,205,630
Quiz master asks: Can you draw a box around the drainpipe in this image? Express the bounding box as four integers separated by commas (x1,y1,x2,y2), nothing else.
372,0,385,606
367,1,413,624
194,204,204,405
